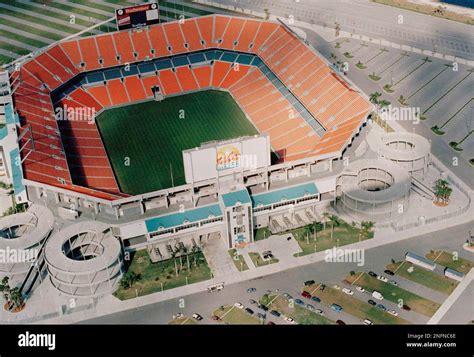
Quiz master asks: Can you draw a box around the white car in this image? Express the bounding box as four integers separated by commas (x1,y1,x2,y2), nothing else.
356,286,365,293
284,316,296,324
192,313,203,321
387,309,398,316
342,288,354,295
234,302,245,309
173,313,184,319
372,291,384,300
315,309,325,316
389,280,398,286
363,319,374,325
377,275,388,282
333,284,341,290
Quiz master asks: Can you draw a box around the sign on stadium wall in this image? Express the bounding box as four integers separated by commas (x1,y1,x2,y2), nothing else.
216,144,242,171
115,2,160,31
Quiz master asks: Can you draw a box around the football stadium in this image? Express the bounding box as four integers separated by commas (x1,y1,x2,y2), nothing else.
0,6,377,296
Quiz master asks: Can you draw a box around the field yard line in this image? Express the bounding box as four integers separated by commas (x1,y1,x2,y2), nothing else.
0,25,54,45
393,260,405,274
351,272,365,286
220,306,235,320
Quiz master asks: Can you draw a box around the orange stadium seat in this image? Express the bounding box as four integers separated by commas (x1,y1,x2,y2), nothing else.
180,19,205,52
148,25,169,57
47,45,79,75
213,16,230,45
251,22,280,52
86,85,112,107
176,66,199,92
130,29,153,61
59,40,82,69
35,52,71,83
219,65,250,89
107,79,130,105
158,69,182,95
163,22,187,54
113,31,136,64
23,59,61,90
195,16,213,47
78,37,101,70
124,76,147,101
234,19,261,52
212,61,231,87
96,34,120,68
192,66,211,88
219,18,245,49
141,75,162,97
69,88,104,113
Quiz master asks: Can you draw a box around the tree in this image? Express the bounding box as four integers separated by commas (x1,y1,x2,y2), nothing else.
0,277,12,307
9,287,23,311
264,8,270,20
360,221,375,239
433,179,452,204
328,215,340,240
369,92,382,106
119,271,141,289
334,22,341,37
0,277,24,311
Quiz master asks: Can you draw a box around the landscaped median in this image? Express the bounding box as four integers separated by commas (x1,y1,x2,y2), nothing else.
114,250,212,300
213,305,261,325
302,284,409,325
228,249,249,271
260,294,334,325
248,252,279,268
386,261,458,295
346,272,440,317
168,316,197,325
426,250,473,275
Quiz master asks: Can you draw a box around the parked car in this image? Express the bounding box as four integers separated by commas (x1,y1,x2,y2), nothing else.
402,304,411,311
319,284,326,291
257,312,266,319
333,284,341,290
247,287,256,293
211,315,220,321
284,316,296,324
377,275,388,282
376,304,387,311
270,310,281,317
245,308,254,315
234,302,245,309
311,296,321,303
363,319,373,325
384,269,395,276
258,304,269,311
368,271,378,278
294,299,305,306
301,291,312,299
173,313,184,319
304,280,316,286
387,309,399,316
315,309,325,316
192,313,203,321
342,288,354,295
336,320,346,325
356,286,365,293
367,299,377,306
283,293,293,300
389,280,398,286
249,299,258,305
331,303,343,313
306,304,316,311
372,291,384,300
267,321,275,325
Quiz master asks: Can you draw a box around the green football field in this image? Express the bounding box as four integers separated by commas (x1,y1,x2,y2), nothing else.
96,90,258,195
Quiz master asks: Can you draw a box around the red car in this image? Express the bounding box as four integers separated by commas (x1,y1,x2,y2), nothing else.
301,291,312,299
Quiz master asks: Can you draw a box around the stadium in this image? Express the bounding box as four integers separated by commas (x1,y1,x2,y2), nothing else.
0,10,375,288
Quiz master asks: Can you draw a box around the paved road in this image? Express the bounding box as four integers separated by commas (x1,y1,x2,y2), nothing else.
214,0,474,60
83,221,473,324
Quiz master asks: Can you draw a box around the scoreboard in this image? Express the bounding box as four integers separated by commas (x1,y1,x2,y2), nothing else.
115,3,160,31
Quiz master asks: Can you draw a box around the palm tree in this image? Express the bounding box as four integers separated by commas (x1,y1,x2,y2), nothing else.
328,215,340,240
0,277,12,308
321,212,330,231
433,179,452,204
361,221,375,239
369,92,382,105
9,287,24,311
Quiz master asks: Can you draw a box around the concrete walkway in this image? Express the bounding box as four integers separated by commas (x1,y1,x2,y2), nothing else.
427,268,474,324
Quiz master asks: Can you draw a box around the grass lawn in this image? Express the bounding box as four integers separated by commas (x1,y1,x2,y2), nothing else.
346,272,440,317
114,250,212,300
213,305,261,325
228,249,249,271
302,284,408,324
254,227,272,241
261,294,334,325
291,219,373,257
426,250,473,275
97,90,258,195
168,316,197,325
387,261,458,295
248,252,279,268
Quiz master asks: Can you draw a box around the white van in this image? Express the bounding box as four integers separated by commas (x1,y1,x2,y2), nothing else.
207,282,224,292
372,291,384,300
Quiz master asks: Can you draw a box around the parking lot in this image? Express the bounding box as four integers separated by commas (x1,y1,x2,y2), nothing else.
327,38,474,168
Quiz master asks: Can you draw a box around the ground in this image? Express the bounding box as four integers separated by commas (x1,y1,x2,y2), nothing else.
114,250,212,300
213,305,261,324
228,249,249,271
426,250,473,274
96,90,258,194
